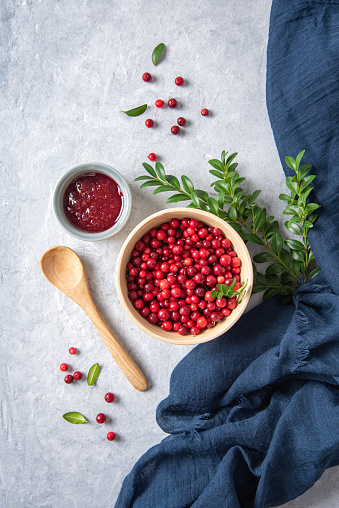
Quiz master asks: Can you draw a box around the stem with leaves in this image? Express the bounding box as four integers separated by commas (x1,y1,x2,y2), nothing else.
135,151,320,303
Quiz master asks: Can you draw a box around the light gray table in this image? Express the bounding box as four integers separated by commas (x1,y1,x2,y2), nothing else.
1,1,338,506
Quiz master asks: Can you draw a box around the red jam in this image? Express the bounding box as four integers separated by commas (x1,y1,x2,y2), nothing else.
63,172,123,233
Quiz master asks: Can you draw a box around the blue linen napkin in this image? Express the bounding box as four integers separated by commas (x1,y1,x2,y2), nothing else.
116,0,339,506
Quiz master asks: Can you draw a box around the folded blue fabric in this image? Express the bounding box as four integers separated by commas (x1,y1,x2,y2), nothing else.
116,0,339,506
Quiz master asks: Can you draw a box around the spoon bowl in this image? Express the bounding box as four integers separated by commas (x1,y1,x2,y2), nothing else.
40,246,147,392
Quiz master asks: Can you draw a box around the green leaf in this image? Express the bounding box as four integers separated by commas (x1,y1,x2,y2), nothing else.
285,239,305,250
181,175,194,193
140,180,161,188
263,288,280,300
153,185,172,194
121,104,147,116
281,272,294,284
209,169,224,179
134,175,153,181
228,206,237,221
279,193,291,201
300,174,316,192
285,221,302,235
195,189,210,202
251,190,261,201
305,203,320,215
155,162,166,181
87,363,100,386
142,162,156,177
253,252,276,263
265,273,281,286
152,43,165,65
166,175,180,189
166,194,191,203
190,191,200,207
285,156,297,171
295,150,305,170
299,164,312,179
63,412,88,424
303,220,314,229
308,266,321,280
226,152,238,167
211,290,219,299
207,197,219,215
252,283,267,294
208,159,224,172
266,263,287,274
241,233,263,245
254,208,266,232
291,250,304,263
290,258,301,274
221,150,226,165
217,191,225,209
271,231,283,255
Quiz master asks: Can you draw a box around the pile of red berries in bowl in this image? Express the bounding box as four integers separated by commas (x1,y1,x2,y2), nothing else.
116,208,253,345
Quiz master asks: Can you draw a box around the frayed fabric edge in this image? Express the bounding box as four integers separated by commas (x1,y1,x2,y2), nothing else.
292,310,311,372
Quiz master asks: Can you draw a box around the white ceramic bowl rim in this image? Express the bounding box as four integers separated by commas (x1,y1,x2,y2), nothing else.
53,162,132,241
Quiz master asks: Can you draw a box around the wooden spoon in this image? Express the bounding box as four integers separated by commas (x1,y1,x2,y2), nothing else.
40,246,147,392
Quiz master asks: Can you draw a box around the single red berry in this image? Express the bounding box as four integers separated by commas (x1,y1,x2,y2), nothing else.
105,392,115,403
171,125,180,135
148,153,156,161
155,99,164,108
64,374,73,384
201,108,209,116
60,363,68,372
177,117,186,126
145,119,154,128
73,371,82,380
107,431,116,441
142,72,152,82
96,413,106,424
168,98,177,108
69,347,77,355
175,76,184,86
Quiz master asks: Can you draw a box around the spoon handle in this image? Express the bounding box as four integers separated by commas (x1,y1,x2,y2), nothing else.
85,302,148,392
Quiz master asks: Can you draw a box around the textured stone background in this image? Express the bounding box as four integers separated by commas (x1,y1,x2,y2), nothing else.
1,0,338,506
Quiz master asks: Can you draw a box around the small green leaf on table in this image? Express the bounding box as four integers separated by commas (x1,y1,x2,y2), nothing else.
87,363,100,386
121,104,147,116
63,412,88,424
152,43,165,65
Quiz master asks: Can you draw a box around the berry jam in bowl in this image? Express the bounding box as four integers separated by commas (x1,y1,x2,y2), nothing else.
116,208,253,345
53,163,131,241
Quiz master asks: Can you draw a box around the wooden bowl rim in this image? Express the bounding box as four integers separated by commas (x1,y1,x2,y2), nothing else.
116,208,253,345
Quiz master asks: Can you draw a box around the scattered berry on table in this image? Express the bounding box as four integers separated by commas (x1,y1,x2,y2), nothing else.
201,108,209,116
105,392,115,403
155,99,164,108
148,153,156,161
168,98,177,108
69,347,77,355
107,432,116,441
177,117,186,126
171,125,180,135
73,371,82,380
64,374,73,384
142,72,152,82
60,363,68,372
145,119,154,128
96,413,106,424
175,76,184,86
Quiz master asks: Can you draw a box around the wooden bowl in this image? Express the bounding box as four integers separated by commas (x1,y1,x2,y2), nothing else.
116,208,253,345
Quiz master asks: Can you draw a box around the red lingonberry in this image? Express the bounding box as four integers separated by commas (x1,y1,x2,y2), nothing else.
148,153,156,161
107,432,116,441
105,392,115,403
171,125,180,135
73,371,82,380
64,374,73,384
69,347,77,355
142,72,152,82
155,99,164,108
168,98,177,108
175,76,184,86
60,363,68,372
145,119,154,128
201,108,209,116
96,413,106,424
177,117,186,126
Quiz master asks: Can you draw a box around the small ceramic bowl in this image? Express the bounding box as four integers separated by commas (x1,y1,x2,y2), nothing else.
53,162,131,241
116,208,253,345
